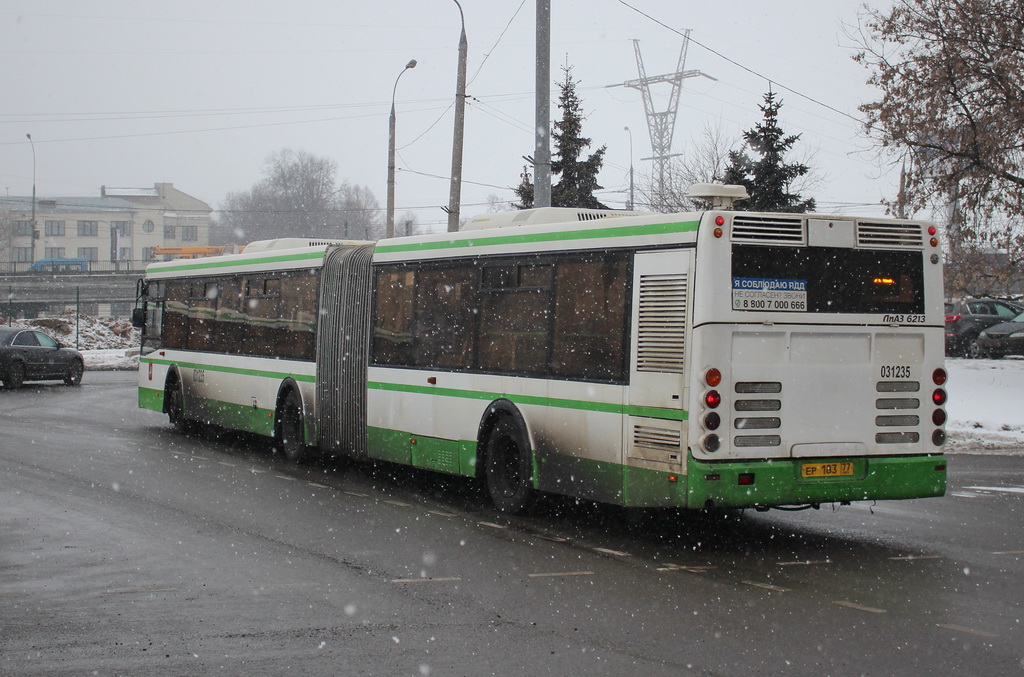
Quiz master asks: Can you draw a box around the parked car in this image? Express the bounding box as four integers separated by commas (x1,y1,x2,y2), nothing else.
945,298,1024,358
975,311,1024,358
0,327,84,389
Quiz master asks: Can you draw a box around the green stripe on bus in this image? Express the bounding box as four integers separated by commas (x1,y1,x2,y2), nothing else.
151,249,326,273
367,380,687,421
374,219,700,254
140,357,316,383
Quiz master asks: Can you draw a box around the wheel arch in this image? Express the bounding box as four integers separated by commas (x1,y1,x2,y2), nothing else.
274,378,308,443
162,366,183,414
475,398,534,479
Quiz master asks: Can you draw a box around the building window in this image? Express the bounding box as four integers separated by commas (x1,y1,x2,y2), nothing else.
13,247,33,262
142,219,155,233
13,220,33,236
164,225,176,239
142,247,154,261
45,220,66,236
77,247,99,261
119,247,132,261
45,247,66,259
111,221,131,236
182,225,198,241
77,220,99,237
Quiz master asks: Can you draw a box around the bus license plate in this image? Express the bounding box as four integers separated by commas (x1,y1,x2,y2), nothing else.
801,461,855,478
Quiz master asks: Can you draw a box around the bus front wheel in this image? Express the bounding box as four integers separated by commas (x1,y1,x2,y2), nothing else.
166,380,190,434
485,416,535,514
277,390,311,464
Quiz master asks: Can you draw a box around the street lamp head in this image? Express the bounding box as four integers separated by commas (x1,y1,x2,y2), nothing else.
26,133,32,141
405,59,417,70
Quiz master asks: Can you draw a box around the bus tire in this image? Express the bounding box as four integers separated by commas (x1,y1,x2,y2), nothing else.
165,377,191,434
277,389,311,464
485,415,535,514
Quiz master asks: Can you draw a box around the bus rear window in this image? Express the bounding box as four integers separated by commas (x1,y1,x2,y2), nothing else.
731,245,925,314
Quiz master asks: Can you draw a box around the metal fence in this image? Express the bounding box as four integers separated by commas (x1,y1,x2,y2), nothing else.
0,260,150,275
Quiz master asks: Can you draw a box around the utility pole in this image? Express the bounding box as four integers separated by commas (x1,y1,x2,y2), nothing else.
533,0,552,208
609,33,714,207
446,0,468,232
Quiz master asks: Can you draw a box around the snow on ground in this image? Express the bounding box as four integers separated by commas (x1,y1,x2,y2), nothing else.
6,313,1022,454
944,357,1024,454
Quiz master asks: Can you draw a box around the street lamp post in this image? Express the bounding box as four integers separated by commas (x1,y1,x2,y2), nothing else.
624,126,634,211
26,133,37,263
386,59,417,239
446,0,468,233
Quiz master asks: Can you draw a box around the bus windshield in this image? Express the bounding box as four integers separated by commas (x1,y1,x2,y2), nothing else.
731,244,925,315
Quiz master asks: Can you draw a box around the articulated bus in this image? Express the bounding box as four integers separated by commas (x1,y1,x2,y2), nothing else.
135,186,948,513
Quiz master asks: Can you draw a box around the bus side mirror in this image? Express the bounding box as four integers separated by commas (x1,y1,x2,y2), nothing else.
132,307,146,328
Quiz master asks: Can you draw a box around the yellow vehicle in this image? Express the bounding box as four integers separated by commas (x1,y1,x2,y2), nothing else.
150,245,240,261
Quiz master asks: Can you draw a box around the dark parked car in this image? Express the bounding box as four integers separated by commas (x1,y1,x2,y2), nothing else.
975,311,1024,358
944,298,1024,358
0,327,84,389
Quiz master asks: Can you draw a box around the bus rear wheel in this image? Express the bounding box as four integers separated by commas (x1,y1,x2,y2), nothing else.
485,416,534,514
166,380,190,434
277,390,311,464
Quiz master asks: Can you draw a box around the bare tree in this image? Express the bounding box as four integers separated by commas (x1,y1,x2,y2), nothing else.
639,121,737,212
219,149,383,244
853,0,1024,220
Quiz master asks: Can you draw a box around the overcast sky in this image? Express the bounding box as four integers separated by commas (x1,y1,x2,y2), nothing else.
1,1,896,232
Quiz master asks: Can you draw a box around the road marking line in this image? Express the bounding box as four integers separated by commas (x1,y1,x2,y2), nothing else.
478,521,507,529
537,535,570,543
992,550,1024,555
657,563,713,573
384,500,411,507
218,462,235,467
391,577,462,583
191,455,210,461
307,482,329,489
428,510,458,517
935,623,999,638
250,469,266,474
591,547,630,557
743,581,789,592
528,571,594,578
888,555,941,561
344,491,370,498
275,475,296,481
103,588,176,595
964,485,1024,495
778,560,833,567
833,601,886,614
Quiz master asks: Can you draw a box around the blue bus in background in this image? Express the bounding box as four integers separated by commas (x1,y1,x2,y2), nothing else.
26,258,89,273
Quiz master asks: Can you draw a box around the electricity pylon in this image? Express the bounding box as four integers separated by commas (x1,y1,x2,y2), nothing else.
610,32,715,206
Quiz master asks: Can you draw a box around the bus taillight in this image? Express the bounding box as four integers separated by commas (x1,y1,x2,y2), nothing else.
705,390,721,408
703,412,721,431
705,368,722,387
932,368,947,386
932,388,947,406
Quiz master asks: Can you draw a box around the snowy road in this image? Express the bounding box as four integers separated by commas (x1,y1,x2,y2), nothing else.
1,371,1021,675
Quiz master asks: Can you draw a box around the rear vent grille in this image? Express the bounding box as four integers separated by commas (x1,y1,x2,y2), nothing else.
731,215,805,245
731,381,783,447
636,274,688,373
874,380,922,443
633,425,682,452
857,221,924,249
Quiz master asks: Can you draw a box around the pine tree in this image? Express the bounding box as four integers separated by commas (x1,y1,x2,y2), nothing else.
723,91,815,213
513,65,608,210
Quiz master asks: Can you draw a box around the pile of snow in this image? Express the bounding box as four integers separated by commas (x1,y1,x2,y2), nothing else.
945,357,1024,454
3,312,140,371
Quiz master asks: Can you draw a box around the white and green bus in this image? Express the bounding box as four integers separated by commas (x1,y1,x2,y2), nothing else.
136,186,948,513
